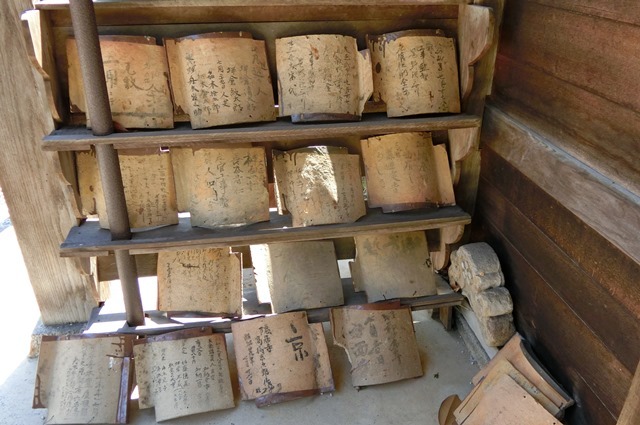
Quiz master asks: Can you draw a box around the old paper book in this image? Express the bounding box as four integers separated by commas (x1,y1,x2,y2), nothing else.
352,231,437,302
276,34,373,122
231,312,334,406
171,145,270,228
157,248,242,316
456,374,559,425
67,36,174,129
79,148,179,229
331,303,423,386
362,132,442,212
34,335,133,424
134,328,234,422
368,30,460,117
273,146,366,227
250,241,344,313
165,32,276,129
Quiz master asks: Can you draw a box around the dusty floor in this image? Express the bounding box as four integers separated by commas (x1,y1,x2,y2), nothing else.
0,192,479,424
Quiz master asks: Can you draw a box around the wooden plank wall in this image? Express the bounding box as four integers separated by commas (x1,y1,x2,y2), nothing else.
472,1,640,424
0,0,99,324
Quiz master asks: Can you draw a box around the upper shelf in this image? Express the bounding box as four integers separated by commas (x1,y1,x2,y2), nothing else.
43,113,481,151
35,1,464,26
60,206,471,257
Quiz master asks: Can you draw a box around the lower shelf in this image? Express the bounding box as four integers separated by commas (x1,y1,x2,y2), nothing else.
61,206,471,257
85,275,463,336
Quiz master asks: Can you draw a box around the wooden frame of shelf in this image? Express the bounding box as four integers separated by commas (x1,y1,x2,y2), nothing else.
26,0,502,329
61,206,471,256
43,113,481,151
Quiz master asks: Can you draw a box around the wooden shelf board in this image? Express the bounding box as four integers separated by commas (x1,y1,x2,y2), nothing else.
35,1,462,26
43,114,481,151
61,206,471,256
84,275,463,336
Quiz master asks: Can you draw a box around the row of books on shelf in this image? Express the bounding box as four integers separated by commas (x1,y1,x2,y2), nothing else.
79,132,456,231
36,305,423,423
67,29,461,129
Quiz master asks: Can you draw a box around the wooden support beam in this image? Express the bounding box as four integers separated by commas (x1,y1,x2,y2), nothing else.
0,0,97,324
618,361,640,425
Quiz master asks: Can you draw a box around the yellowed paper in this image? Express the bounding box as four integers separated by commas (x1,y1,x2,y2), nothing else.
276,35,372,119
331,305,423,386
273,146,366,227
67,36,174,129
92,149,179,229
361,132,440,212
231,312,334,403
352,232,437,302
134,331,234,421
165,33,276,129
157,248,242,316
250,241,343,313
34,336,131,424
172,146,269,228
368,32,460,117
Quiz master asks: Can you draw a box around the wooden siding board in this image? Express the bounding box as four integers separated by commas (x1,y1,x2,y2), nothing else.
492,55,640,196
481,105,640,269
474,215,630,425
476,172,640,373
499,0,640,113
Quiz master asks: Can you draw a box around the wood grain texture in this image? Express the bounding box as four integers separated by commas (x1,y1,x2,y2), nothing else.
37,1,462,26
60,206,470,256
528,0,640,26
477,172,640,373
0,0,97,324
499,1,640,114
482,105,640,267
493,56,640,196
474,217,630,425
42,114,482,151
618,361,640,425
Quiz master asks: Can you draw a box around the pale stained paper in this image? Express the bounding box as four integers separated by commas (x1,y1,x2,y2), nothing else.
34,336,130,424
368,33,461,117
331,306,423,386
231,312,334,402
165,34,276,129
361,132,440,212
250,241,343,313
157,248,242,316
172,146,269,228
92,149,179,229
134,333,234,422
67,36,174,129
352,231,436,302
276,35,373,118
76,150,98,215
273,147,366,227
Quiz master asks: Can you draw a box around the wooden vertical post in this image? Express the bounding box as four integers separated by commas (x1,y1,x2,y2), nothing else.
618,361,640,425
68,0,144,326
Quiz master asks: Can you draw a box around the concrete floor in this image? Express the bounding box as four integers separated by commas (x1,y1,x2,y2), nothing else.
0,193,480,424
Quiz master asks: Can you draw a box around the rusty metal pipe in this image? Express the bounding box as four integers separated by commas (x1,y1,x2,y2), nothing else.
69,0,144,326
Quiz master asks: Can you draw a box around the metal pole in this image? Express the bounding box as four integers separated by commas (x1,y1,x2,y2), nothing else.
69,0,144,326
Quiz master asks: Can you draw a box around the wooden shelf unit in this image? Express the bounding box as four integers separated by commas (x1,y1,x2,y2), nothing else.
28,0,502,328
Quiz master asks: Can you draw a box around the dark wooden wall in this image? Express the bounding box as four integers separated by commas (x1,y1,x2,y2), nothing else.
472,1,640,424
